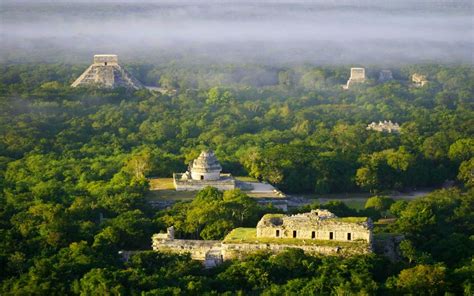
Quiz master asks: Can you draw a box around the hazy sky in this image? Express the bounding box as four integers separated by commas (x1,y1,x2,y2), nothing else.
1,0,473,64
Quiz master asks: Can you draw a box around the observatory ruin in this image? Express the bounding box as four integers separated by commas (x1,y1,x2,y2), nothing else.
71,55,144,89
173,150,236,191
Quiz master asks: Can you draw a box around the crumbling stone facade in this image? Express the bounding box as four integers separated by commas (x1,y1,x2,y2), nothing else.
366,120,401,133
256,210,372,243
71,54,144,89
412,73,428,87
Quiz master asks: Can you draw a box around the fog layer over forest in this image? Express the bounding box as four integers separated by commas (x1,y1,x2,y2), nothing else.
1,0,473,65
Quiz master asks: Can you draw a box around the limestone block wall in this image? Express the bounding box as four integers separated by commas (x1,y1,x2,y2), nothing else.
174,181,236,191
257,222,371,243
350,67,366,80
152,236,221,261
94,55,118,65
173,173,236,191
221,242,371,261
191,171,221,181
95,66,115,87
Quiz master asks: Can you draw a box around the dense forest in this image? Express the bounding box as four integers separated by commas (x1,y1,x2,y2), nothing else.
0,63,473,295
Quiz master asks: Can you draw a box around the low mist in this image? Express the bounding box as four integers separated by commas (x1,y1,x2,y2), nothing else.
1,0,472,65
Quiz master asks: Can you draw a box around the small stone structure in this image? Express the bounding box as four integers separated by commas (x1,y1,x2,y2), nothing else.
71,54,144,89
343,67,366,89
174,150,236,191
152,210,373,266
378,70,393,82
411,73,428,87
367,120,401,133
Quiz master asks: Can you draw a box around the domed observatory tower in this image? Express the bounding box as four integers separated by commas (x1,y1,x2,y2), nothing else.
173,150,235,191
190,150,222,181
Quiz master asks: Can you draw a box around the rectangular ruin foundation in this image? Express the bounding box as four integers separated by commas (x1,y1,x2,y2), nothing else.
173,173,236,191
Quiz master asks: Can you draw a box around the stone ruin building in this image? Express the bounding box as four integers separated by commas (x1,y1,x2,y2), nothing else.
366,120,401,133
256,209,372,243
173,150,236,191
343,67,366,89
71,54,144,89
378,70,393,82
152,210,373,267
411,73,428,87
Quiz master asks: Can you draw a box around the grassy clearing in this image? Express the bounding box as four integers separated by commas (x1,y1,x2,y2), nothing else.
335,217,368,223
262,213,285,219
223,228,367,248
147,178,196,201
235,176,259,182
223,228,256,242
149,178,175,190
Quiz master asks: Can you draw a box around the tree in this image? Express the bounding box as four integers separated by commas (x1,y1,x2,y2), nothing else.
389,200,408,217
365,196,394,212
206,87,233,105
448,138,474,162
457,158,473,187
124,149,151,179
76,268,126,295
392,264,446,295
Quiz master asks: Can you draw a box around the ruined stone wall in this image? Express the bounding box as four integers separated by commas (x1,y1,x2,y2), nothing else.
373,234,404,262
173,173,236,191
343,67,366,89
257,220,371,243
257,226,370,242
350,67,366,80
152,238,371,264
221,242,371,260
152,236,221,261
94,54,118,65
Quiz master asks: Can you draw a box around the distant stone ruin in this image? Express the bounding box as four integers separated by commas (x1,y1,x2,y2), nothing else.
367,120,401,133
173,150,236,191
411,73,428,87
343,67,366,89
152,210,373,267
378,70,393,82
71,54,144,89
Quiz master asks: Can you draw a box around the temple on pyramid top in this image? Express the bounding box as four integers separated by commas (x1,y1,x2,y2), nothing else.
71,54,144,90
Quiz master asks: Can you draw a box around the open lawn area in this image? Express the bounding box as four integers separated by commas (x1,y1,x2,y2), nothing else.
149,178,175,190
147,178,196,201
234,176,259,182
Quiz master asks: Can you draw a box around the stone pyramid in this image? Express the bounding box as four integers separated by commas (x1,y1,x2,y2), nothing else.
71,55,144,89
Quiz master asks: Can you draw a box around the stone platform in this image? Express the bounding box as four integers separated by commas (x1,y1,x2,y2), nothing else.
173,173,236,191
